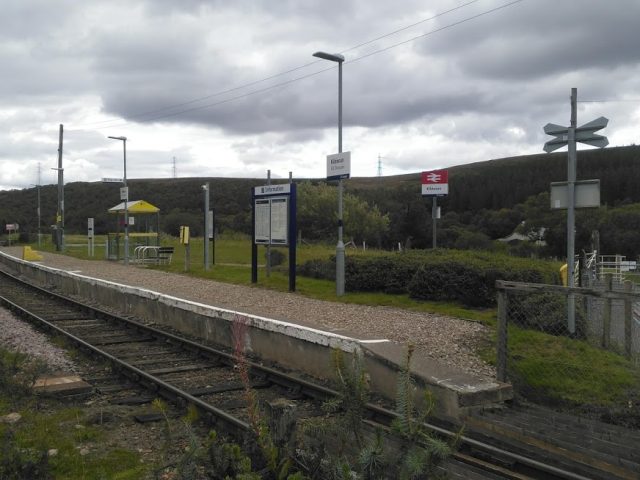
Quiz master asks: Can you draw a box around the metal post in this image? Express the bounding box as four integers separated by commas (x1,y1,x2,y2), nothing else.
497,288,508,383
203,182,210,271
266,170,271,278
624,280,633,358
432,197,437,249
603,273,612,348
36,183,41,248
56,124,64,252
108,136,129,264
336,60,345,297
215,207,216,265
567,88,577,334
123,139,129,265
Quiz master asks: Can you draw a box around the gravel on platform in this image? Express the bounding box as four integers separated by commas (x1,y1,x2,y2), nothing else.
0,247,496,380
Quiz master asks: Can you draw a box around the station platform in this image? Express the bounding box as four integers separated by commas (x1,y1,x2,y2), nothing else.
0,247,512,420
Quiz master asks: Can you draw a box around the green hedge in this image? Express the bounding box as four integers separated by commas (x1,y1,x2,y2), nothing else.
298,249,561,307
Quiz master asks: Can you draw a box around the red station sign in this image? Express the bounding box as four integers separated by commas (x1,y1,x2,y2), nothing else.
421,169,448,196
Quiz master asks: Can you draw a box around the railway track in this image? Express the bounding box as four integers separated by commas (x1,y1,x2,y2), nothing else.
0,269,637,479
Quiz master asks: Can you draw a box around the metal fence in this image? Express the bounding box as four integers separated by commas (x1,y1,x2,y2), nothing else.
496,277,640,407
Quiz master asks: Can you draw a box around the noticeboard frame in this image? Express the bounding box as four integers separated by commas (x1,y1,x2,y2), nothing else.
251,183,297,292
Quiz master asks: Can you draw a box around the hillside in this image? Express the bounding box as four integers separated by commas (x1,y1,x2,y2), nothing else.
1,145,640,256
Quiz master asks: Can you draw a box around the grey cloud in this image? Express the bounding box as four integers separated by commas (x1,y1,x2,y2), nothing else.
417,0,640,81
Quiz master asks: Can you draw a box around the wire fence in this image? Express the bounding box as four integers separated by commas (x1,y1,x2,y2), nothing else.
496,276,640,409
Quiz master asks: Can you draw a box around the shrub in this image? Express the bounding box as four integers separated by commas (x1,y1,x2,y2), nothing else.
298,249,561,308
266,248,286,267
407,253,558,307
345,255,421,294
297,257,335,280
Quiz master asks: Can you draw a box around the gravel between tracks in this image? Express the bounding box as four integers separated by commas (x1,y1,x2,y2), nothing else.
0,247,495,380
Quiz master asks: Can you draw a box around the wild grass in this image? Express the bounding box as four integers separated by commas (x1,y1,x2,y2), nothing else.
0,347,148,479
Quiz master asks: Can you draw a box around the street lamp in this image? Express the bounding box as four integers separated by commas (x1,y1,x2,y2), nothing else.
108,136,129,265
313,50,346,296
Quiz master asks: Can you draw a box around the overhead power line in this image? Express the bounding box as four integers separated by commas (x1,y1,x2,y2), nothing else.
579,99,640,103
77,0,524,131
78,0,483,130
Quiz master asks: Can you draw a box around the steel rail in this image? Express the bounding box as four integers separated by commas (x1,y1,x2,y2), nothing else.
0,293,251,437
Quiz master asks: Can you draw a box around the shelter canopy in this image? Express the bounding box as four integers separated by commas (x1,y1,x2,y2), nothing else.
108,200,160,214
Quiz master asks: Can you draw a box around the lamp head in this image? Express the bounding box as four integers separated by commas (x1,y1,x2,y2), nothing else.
313,51,344,63
108,136,127,141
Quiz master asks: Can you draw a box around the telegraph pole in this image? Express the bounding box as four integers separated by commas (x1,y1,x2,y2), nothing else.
55,124,64,251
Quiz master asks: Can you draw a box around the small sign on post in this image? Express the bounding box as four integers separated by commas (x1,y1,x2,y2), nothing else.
421,169,448,196
550,180,600,209
421,169,448,249
326,152,351,180
180,225,190,272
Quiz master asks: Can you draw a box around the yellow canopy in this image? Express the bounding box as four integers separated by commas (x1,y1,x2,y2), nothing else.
108,200,160,214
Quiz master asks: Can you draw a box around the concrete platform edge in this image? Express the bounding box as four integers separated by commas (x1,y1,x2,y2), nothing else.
0,251,512,420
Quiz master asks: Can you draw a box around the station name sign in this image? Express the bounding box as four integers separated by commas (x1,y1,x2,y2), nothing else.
326,151,351,181
421,169,448,196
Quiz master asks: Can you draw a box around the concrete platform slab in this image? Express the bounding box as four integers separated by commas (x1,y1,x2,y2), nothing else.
33,374,93,396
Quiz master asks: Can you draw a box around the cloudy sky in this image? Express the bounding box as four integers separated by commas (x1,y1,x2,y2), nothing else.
2,0,639,190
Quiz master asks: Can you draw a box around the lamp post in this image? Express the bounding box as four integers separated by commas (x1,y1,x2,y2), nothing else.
108,136,129,265
313,50,346,296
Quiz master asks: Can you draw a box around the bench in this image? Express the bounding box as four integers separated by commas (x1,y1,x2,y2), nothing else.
157,247,174,265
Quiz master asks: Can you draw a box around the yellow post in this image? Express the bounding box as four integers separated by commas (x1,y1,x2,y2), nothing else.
560,263,568,286
22,246,43,261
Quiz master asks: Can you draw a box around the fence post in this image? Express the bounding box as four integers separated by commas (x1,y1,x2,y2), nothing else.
624,280,633,358
497,288,508,383
602,273,612,349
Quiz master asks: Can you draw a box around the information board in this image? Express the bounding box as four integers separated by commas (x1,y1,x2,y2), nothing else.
270,197,288,245
255,199,271,244
254,196,288,245
251,183,297,292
